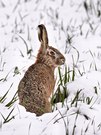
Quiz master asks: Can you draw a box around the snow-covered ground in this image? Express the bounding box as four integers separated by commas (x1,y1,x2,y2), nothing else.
1,0,101,134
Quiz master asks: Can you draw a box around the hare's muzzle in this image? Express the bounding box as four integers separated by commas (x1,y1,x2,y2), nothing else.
58,56,65,65
61,57,65,64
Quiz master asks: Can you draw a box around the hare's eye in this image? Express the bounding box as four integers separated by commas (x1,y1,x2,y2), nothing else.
50,51,55,56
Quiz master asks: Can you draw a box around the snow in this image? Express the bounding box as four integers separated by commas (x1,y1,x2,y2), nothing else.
1,0,101,134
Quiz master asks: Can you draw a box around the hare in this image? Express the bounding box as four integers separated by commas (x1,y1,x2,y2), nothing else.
18,24,65,116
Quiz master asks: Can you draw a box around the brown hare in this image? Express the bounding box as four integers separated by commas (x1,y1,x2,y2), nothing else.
18,24,65,116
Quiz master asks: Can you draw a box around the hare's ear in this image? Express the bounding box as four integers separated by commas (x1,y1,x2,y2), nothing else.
37,24,48,50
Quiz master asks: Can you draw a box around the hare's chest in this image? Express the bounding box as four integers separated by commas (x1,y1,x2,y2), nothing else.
42,69,55,96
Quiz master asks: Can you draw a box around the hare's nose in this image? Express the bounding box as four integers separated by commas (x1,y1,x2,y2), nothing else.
60,57,65,64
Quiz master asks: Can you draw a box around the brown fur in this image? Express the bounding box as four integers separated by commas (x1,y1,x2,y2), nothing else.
18,63,55,115
18,24,65,116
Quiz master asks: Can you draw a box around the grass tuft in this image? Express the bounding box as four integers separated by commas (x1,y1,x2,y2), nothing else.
1,108,15,124
0,83,13,103
6,91,18,108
